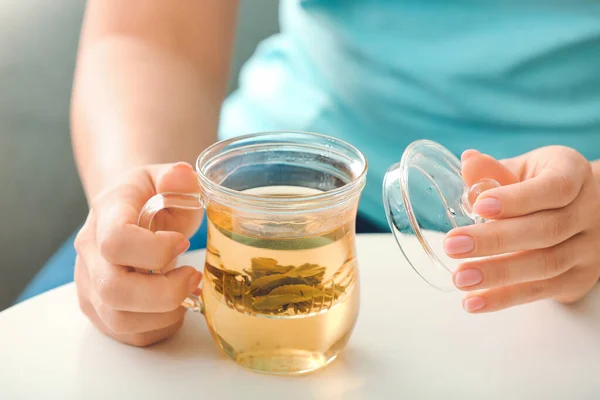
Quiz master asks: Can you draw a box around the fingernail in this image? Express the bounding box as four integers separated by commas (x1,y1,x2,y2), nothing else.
463,296,485,312
454,269,483,287
173,162,193,171
444,235,475,255
461,149,480,162
473,197,501,216
189,271,202,292
176,240,190,255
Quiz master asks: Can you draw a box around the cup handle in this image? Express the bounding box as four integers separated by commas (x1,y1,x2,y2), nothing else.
138,192,206,313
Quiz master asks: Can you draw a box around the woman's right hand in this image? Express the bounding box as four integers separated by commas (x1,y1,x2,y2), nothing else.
74,162,204,347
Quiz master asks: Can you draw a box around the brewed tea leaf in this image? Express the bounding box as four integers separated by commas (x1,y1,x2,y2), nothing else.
250,274,303,296
252,257,278,269
249,257,294,279
293,301,312,314
206,243,220,256
269,284,320,298
292,263,326,278
206,262,250,306
225,276,247,297
212,278,224,292
333,283,347,299
285,263,326,285
204,251,354,316
252,294,312,311
205,263,241,280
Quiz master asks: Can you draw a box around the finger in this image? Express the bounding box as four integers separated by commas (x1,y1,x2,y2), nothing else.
460,149,480,162
150,162,199,193
96,201,189,270
116,319,186,347
79,236,202,312
75,255,93,315
77,259,187,334
77,221,202,312
94,162,203,269
554,266,600,304
461,151,520,187
94,302,187,334
473,147,590,219
76,256,186,333
92,264,202,313
472,167,587,220
453,233,590,290
149,162,204,236
463,150,526,180
444,200,585,257
461,267,595,313
80,298,185,347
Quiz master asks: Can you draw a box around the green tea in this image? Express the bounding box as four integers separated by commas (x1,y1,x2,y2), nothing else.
202,186,360,374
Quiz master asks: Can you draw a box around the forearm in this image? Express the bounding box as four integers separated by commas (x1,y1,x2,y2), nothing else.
71,42,220,200
71,0,237,201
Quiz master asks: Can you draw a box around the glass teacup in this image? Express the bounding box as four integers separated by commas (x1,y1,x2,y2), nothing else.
138,131,367,375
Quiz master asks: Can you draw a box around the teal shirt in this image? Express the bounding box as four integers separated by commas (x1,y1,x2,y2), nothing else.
220,0,600,228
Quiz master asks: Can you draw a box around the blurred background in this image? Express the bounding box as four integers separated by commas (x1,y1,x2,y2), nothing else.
0,0,280,311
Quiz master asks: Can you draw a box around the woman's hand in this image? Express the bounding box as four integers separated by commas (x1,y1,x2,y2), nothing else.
74,162,203,346
445,146,600,313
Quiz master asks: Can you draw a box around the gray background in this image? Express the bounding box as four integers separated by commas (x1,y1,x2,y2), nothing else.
0,0,280,310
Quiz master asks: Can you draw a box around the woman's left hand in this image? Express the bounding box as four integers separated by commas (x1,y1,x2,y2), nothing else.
445,146,600,313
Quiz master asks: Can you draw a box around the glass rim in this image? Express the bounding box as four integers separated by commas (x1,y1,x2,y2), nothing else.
195,130,368,210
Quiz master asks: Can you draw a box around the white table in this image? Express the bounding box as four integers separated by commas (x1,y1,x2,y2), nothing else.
1,234,600,400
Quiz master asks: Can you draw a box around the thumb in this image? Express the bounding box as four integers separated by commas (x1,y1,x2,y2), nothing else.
154,162,201,194
461,150,520,187
148,162,204,237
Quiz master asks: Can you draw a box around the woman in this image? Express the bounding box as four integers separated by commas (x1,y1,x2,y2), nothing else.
18,0,600,346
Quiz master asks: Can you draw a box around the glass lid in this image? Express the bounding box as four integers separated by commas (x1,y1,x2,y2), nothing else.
382,140,499,291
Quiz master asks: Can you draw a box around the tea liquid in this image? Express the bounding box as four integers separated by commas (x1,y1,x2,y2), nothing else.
202,186,360,375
